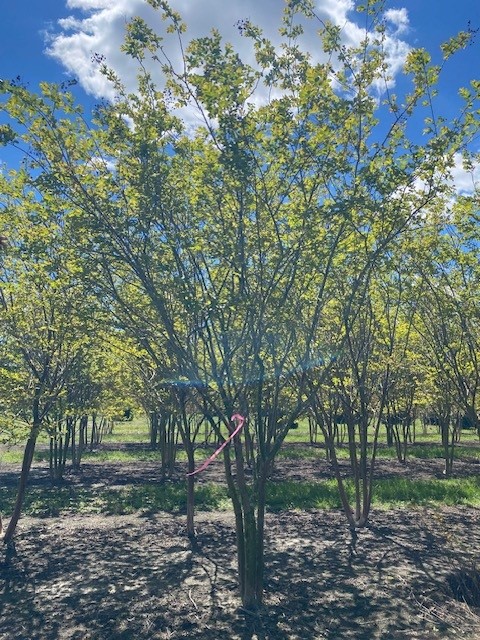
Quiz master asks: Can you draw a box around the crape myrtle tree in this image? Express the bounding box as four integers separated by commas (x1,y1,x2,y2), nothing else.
1,0,479,609
0,353,29,447
0,290,31,450
115,331,205,537
52,336,124,475
307,272,393,532
410,197,480,473
88,266,204,534
128,348,181,470
448,192,480,439
308,237,427,530
376,255,424,461
0,170,98,545
411,292,462,478
0,309,31,537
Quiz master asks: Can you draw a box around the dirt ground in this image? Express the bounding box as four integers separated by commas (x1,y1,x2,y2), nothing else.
1,447,480,639
2,440,480,489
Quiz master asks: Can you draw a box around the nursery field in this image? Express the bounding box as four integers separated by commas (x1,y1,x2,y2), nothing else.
3,4,480,638
1,419,480,640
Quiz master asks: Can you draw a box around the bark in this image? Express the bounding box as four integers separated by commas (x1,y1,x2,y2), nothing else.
222,444,246,597
178,397,198,538
185,444,195,538
3,425,40,544
255,471,267,603
221,426,265,610
442,418,455,477
234,433,266,609
149,410,159,449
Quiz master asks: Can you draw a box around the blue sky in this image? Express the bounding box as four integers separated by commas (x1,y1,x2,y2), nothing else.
2,2,70,85
1,0,479,187
2,0,478,88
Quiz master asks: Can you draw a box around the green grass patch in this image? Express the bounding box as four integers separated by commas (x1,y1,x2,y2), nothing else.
0,449,26,464
279,442,480,463
267,480,342,509
102,416,151,444
278,446,326,461
279,444,355,460
0,482,230,518
372,476,480,507
0,448,51,464
285,422,449,446
266,476,480,511
2,440,478,469
284,418,311,443
82,449,166,463
2,475,479,519
375,445,480,460
2,447,165,466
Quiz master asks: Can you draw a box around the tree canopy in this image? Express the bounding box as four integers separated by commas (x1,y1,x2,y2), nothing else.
1,0,479,608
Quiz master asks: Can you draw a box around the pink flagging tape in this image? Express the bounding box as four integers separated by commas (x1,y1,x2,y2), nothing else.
187,414,245,476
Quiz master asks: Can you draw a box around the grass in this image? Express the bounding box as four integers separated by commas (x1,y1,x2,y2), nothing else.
102,416,151,444
375,444,480,460
279,443,480,462
278,446,326,461
0,448,190,466
82,449,172,463
0,482,231,518
2,438,479,467
284,419,480,447
371,476,480,507
2,413,479,519
1,475,480,519
267,480,342,510
267,476,480,510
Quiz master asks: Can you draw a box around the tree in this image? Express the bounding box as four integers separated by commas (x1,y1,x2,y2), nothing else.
1,0,479,608
410,199,480,473
307,277,392,533
0,170,98,544
376,254,424,461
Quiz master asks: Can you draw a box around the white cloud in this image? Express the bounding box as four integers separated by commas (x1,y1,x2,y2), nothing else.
66,0,113,8
384,8,409,35
45,0,411,104
450,152,480,195
46,0,143,99
410,153,480,201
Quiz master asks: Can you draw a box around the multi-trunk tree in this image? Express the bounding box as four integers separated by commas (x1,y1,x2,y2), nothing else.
1,0,479,609
0,170,103,543
409,197,480,473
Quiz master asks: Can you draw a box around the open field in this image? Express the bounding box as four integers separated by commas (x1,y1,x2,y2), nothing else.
1,418,480,639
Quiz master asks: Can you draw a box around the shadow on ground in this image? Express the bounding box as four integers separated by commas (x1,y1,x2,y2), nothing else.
1,507,480,639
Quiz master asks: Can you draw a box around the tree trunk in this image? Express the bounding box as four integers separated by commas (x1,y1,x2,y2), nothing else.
3,425,40,544
150,410,158,449
242,507,260,609
385,422,393,447
219,425,266,610
255,471,267,603
442,417,455,477
73,415,88,469
233,435,266,609
185,444,195,538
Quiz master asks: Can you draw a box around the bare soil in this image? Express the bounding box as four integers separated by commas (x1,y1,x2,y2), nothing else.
1,440,480,488
1,446,480,639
